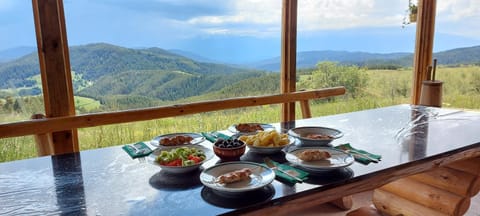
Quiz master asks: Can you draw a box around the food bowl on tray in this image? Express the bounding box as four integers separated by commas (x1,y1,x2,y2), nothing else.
147,144,213,173
239,131,294,154
213,138,246,161
288,126,343,146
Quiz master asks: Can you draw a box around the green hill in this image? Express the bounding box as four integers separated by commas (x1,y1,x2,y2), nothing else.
0,43,269,105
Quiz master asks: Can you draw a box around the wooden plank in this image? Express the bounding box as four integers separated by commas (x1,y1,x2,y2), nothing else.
238,147,480,216
412,0,437,104
32,0,79,154
280,0,298,122
0,88,345,138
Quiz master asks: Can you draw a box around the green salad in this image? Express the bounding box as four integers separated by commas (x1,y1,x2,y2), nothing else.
155,146,206,167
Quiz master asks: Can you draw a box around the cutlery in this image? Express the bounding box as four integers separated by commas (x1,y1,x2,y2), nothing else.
343,149,380,163
130,143,149,155
264,157,303,183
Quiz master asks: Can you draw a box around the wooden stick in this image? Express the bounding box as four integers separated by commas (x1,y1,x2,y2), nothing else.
432,58,437,81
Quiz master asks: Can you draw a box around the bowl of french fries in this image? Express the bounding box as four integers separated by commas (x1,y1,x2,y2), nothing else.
238,130,294,154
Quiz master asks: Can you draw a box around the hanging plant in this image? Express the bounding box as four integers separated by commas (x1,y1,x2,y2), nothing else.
409,2,418,22
402,0,418,27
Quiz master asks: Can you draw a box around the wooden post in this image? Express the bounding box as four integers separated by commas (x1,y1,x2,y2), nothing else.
32,0,79,154
280,0,297,122
31,114,53,156
299,100,312,119
412,0,437,104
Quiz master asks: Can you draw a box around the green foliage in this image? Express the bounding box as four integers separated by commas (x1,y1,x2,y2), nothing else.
299,61,368,98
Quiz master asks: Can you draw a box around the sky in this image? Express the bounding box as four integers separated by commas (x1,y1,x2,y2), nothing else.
1,0,480,63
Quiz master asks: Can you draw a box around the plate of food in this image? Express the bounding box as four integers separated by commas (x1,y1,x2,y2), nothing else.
228,123,275,134
150,133,205,147
285,147,354,171
200,161,275,193
288,126,343,146
238,130,293,154
147,145,214,173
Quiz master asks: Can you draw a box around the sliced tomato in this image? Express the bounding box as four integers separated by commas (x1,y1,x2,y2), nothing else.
165,159,182,166
188,155,202,164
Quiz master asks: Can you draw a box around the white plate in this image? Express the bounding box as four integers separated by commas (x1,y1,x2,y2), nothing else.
147,145,214,173
200,162,275,193
285,147,354,171
150,132,205,147
246,137,295,154
228,123,275,134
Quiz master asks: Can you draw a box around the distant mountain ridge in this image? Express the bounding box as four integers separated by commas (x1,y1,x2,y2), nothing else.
1,43,480,103
249,46,480,71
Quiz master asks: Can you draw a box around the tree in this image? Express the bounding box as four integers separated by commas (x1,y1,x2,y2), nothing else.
309,62,368,98
13,99,22,113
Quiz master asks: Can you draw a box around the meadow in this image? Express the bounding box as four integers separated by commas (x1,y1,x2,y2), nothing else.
1,66,479,162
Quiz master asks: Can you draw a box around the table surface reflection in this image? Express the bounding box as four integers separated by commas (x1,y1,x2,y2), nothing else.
1,105,479,215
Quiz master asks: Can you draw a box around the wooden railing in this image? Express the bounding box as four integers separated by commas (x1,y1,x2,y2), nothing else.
0,87,346,140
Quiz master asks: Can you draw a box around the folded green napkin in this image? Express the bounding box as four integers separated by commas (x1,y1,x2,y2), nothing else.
122,142,152,159
335,143,382,165
263,161,309,184
201,132,231,143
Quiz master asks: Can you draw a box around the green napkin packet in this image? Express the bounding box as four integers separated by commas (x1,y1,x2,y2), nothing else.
264,161,309,184
201,132,231,143
122,142,152,159
335,143,382,165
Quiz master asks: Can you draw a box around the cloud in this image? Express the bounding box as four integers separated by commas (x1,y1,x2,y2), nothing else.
437,0,480,21
184,0,409,36
185,0,281,37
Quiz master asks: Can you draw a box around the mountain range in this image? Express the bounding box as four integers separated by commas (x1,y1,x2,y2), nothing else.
1,43,479,104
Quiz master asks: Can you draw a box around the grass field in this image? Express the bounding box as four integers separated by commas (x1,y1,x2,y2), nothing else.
1,66,479,162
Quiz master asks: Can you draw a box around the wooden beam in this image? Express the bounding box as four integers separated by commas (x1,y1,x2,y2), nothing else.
412,0,437,104
280,0,298,122
32,0,79,154
0,88,345,138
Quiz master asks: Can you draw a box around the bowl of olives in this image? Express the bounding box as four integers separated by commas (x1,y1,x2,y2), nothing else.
213,138,246,161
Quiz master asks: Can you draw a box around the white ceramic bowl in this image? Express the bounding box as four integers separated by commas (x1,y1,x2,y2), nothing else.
288,126,343,146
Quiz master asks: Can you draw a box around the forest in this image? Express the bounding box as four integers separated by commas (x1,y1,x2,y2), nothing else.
1,61,479,162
